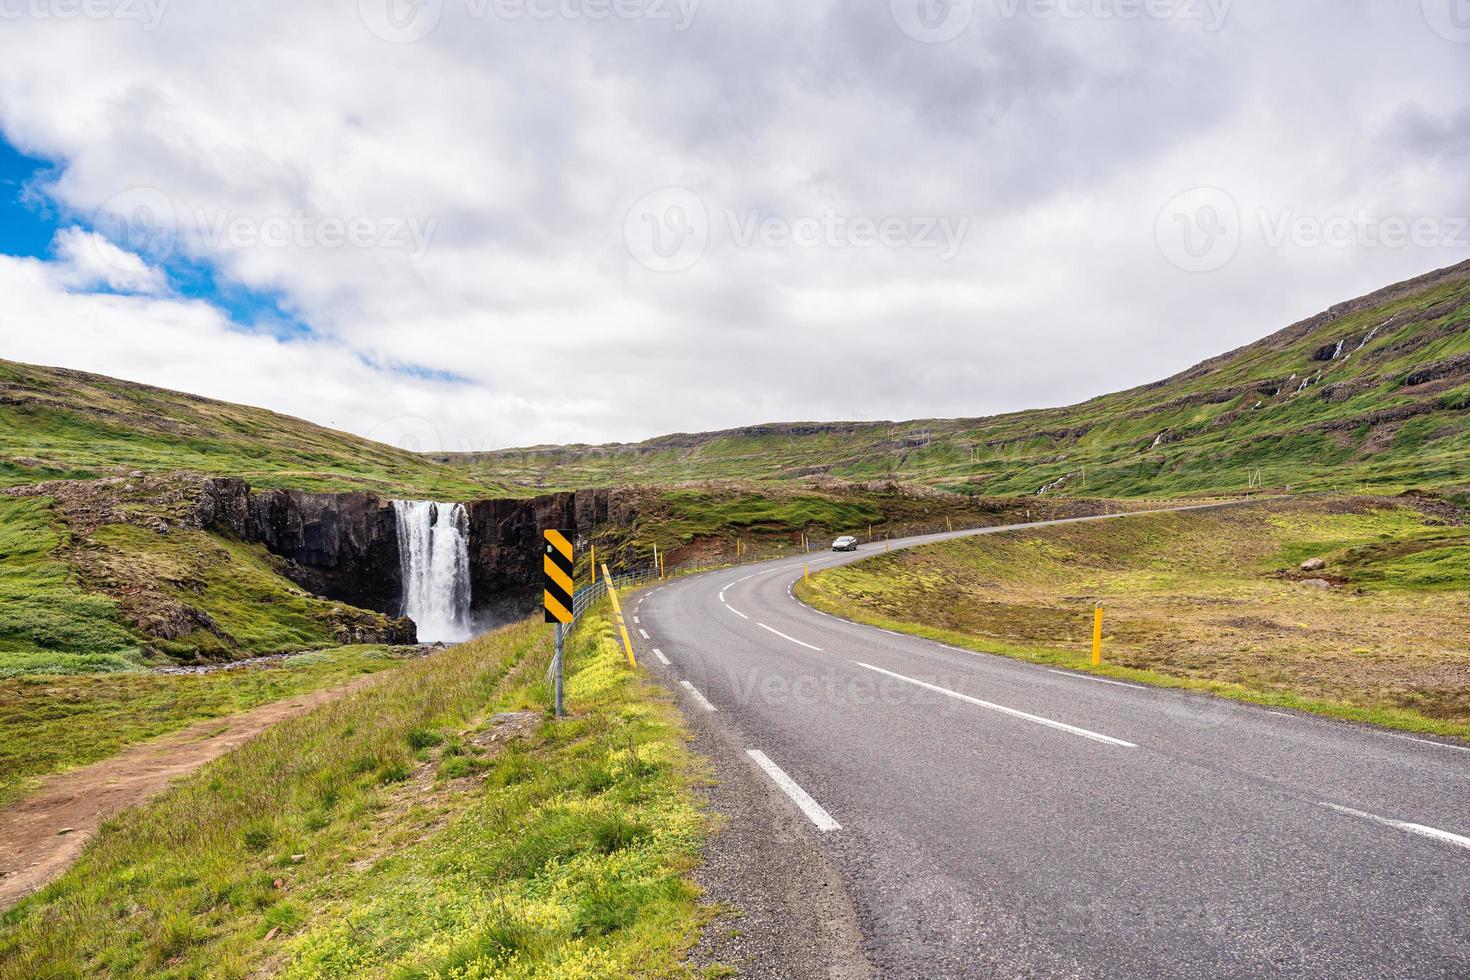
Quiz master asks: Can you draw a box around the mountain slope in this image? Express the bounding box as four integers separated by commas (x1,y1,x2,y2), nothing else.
0,360,502,497
449,261,1470,497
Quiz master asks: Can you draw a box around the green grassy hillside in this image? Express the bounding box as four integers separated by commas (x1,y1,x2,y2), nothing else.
0,360,500,497
454,261,1470,497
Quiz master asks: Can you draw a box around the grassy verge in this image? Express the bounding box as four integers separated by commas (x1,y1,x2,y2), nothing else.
796,497,1470,740
0,611,709,978
0,646,412,808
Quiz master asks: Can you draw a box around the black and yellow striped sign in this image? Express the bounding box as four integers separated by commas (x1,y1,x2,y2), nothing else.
543,529,575,624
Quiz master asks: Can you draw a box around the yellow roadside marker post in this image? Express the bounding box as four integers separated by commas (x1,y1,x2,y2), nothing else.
543,530,575,717
947,516,953,532
803,563,810,583
601,563,637,668
590,544,596,584
1092,606,1104,667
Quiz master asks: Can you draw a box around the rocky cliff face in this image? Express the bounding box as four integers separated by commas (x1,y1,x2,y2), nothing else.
197,479,405,615
465,488,633,621
197,480,631,627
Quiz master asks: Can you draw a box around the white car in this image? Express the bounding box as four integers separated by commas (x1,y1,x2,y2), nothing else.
832,535,859,552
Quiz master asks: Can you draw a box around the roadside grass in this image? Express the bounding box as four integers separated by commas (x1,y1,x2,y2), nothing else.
0,496,140,677
0,646,411,808
0,611,709,978
796,498,1470,739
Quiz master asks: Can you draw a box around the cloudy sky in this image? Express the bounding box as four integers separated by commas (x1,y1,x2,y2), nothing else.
0,0,1466,453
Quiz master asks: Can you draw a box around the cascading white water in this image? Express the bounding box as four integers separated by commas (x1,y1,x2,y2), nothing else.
393,500,473,643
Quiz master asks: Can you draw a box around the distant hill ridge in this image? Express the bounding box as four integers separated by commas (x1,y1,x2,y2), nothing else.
446,260,1470,497
1,260,1467,498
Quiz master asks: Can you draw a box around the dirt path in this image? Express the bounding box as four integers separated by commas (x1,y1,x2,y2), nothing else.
0,673,383,910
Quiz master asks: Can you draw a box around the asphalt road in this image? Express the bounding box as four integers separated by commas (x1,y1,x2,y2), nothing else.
629,507,1470,978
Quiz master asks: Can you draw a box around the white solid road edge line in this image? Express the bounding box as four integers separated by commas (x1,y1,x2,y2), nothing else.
653,648,671,665
757,622,823,651
725,603,750,620
852,662,1137,748
1046,669,1145,690
1321,803,1470,852
1380,732,1470,754
680,680,717,712
746,749,841,833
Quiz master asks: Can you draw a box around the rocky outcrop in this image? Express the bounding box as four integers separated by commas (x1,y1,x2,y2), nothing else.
198,479,404,615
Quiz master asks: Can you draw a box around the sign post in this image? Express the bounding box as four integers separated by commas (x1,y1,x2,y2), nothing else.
544,529,575,718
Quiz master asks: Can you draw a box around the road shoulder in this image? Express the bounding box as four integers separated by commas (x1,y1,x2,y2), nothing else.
681,687,872,978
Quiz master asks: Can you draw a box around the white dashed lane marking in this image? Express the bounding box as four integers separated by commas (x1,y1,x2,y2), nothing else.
680,680,717,712
756,622,822,651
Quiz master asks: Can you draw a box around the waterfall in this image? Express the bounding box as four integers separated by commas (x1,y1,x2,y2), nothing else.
392,500,473,643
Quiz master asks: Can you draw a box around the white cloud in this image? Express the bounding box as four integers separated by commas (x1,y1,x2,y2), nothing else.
0,1,1466,449
50,227,167,295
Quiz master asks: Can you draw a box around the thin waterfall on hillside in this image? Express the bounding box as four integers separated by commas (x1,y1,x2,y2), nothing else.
393,500,473,643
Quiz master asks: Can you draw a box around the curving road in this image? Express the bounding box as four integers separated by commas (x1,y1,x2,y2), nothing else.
628,507,1470,978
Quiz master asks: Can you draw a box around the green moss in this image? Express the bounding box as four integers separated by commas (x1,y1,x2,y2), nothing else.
0,497,140,677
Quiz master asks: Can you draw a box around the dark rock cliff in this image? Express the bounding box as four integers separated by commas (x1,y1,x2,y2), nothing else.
197,479,404,615
197,479,630,628
465,488,633,622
